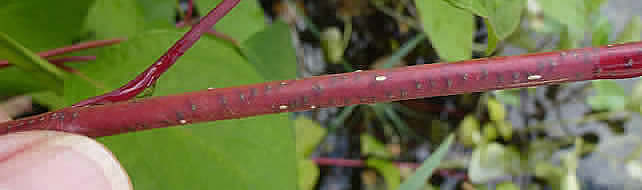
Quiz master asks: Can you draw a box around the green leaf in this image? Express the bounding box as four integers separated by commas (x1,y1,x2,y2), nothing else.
591,16,612,46
30,91,66,110
469,143,521,183
136,0,176,28
0,0,95,51
558,26,581,50
485,19,499,56
298,160,320,190
0,32,66,93
588,80,628,111
0,67,49,96
534,162,563,189
398,134,454,190
497,182,519,190
443,0,489,17
616,16,642,44
64,30,296,190
484,0,526,40
457,114,481,147
415,0,473,62
561,139,582,190
361,134,391,159
487,99,506,122
537,0,586,38
585,0,607,15
196,0,267,42
482,123,499,142
320,27,345,64
295,116,327,158
241,21,298,81
84,0,146,39
367,158,401,190
294,117,325,190
494,89,520,107
495,121,513,141
631,79,642,112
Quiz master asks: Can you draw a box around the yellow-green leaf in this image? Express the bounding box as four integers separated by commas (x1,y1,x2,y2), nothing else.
415,0,473,61
485,0,526,40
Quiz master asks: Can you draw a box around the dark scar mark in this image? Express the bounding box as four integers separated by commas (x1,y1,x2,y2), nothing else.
250,88,258,97
176,112,185,121
481,68,489,80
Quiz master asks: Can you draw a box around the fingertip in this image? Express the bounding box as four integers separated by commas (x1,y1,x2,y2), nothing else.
0,131,132,190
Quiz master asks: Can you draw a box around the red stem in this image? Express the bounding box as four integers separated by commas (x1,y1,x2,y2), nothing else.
1,42,641,137
47,56,97,65
72,0,242,107
186,0,194,24
0,56,96,70
176,21,239,46
38,38,125,57
0,39,122,68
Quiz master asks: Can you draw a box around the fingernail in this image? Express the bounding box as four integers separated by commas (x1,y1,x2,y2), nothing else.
0,131,132,190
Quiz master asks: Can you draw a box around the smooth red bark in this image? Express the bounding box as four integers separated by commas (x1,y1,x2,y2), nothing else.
72,0,242,107
1,42,641,137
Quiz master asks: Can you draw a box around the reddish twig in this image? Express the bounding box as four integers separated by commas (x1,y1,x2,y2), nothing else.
312,158,468,180
1,42,641,137
176,21,239,46
0,56,96,70
0,39,123,68
37,38,125,57
47,56,97,65
186,0,194,24
73,0,242,107
48,56,105,89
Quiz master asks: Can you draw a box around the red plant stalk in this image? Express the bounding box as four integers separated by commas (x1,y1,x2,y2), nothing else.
1,42,641,137
186,0,194,24
0,39,123,68
176,21,240,46
73,0,242,107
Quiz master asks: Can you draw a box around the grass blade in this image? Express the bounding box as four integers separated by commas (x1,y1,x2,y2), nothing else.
0,32,66,93
398,134,454,190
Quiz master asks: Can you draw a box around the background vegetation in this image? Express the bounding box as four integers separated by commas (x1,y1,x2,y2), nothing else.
1,0,642,189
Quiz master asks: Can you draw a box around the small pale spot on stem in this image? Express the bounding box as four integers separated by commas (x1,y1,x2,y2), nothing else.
528,75,543,80
179,120,187,124
355,70,363,72
375,75,387,81
310,105,317,109
279,105,288,110
207,87,215,90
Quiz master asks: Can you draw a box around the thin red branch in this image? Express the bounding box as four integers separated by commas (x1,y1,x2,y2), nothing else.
38,38,125,57
205,28,239,46
312,158,468,180
47,56,97,64
0,38,122,68
186,0,194,24
1,42,642,137
72,0,242,107
0,56,96,70
176,21,239,46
